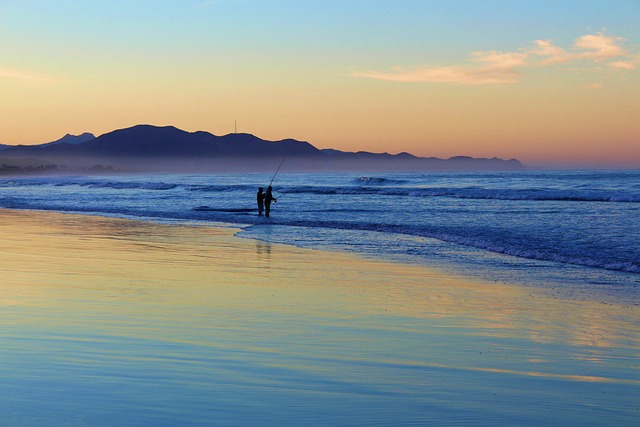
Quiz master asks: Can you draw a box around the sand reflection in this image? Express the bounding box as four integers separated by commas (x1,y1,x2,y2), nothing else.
256,241,272,265
1,209,639,424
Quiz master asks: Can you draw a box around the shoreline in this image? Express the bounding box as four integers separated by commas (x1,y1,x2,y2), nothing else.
1,208,638,425
1,171,638,306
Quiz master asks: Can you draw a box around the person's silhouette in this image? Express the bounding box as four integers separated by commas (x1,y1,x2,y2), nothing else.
257,187,264,216
264,186,277,218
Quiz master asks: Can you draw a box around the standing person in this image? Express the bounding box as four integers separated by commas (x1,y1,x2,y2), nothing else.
257,187,265,216
264,186,277,218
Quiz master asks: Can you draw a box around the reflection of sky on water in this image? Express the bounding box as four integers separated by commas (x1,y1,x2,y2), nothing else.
1,210,638,425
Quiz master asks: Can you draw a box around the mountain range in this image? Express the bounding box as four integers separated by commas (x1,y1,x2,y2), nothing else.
1,124,524,172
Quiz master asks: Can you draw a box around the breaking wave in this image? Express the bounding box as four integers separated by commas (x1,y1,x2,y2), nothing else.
281,185,640,203
351,176,408,185
2,177,639,203
248,218,640,274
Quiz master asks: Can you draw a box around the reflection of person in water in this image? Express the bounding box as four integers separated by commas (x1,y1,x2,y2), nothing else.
257,187,264,216
256,241,272,258
264,186,277,218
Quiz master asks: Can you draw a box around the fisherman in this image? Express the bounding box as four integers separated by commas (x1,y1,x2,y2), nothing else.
257,187,265,216
264,186,277,218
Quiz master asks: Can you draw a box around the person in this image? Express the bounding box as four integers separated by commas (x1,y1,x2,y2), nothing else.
264,186,277,218
257,187,264,216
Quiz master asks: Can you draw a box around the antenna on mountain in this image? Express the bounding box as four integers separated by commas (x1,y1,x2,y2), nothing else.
235,120,237,134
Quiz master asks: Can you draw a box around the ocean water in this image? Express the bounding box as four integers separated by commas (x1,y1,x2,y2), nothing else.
1,169,639,302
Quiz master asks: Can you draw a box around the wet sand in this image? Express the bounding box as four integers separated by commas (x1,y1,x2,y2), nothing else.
1,209,638,425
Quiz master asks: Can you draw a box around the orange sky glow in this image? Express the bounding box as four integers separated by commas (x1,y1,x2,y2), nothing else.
1,1,638,168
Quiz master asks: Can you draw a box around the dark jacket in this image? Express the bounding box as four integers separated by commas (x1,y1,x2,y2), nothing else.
264,190,276,204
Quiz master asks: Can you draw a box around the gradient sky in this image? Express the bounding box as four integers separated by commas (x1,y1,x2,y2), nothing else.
1,0,638,167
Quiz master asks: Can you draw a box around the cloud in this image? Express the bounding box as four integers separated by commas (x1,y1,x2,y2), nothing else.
352,65,521,85
472,50,529,69
352,32,637,85
352,51,527,85
0,68,57,84
574,33,626,62
530,40,573,65
608,60,636,70
607,53,640,70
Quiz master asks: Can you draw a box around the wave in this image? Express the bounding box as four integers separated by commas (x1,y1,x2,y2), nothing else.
0,178,180,191
193,206,254,213
299,208,376,213
351,176,408,185
79,181,178,190
280,186,640,203
417,188,640,203
253,219,640,274
185,184,255,193
1,178,250,193
3,177,639,202
0,179,49,187
420,230,640,274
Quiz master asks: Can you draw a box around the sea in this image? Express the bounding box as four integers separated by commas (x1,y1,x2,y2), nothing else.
1,169,638,304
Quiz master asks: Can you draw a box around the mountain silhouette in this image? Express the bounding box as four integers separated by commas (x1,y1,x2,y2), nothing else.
1,124,524,172
41,132,96,147
3,125,320,158
85,125,323,158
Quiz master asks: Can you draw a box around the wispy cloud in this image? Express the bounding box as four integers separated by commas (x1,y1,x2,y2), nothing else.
353,51,527,85
352,32,637,85
0,68,57,84
607,57,639,70
574,33,627,62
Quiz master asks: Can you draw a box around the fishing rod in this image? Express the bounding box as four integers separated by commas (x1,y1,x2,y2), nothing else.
268,157,285,187
272,185,302,200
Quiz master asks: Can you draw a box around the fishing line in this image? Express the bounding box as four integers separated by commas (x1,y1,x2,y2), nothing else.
273,185,304,200
268,157,285,187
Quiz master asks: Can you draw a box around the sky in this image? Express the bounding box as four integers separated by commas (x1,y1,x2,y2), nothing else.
1,0,639,168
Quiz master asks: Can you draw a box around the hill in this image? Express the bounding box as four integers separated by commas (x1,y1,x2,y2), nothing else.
40,132,96,147
0,124,524,172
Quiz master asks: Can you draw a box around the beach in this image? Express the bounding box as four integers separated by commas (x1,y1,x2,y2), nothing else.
1,208,638,425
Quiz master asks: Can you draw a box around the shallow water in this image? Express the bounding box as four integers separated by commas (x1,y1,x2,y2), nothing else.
1,211,638,425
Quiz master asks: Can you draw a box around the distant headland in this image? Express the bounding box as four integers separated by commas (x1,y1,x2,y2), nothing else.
0,124,525,174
